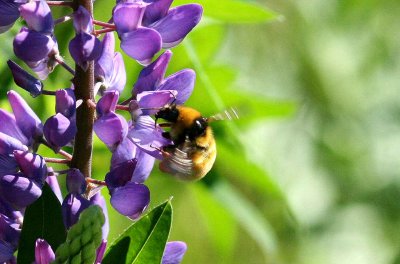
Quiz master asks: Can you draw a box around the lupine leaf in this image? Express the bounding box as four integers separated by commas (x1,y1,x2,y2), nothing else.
102,200,173,264
17,184,67,264
173,0,279,23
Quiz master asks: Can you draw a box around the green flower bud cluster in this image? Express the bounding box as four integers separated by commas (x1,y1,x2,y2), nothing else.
53,205,105,264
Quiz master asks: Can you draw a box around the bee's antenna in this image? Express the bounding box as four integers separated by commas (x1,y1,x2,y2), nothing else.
207,107,239,122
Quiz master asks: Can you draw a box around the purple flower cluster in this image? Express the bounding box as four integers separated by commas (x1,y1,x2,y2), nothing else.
0,0,201,262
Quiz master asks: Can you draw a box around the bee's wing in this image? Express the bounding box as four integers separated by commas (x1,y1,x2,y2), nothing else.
207,107,239,122
166,139,193,176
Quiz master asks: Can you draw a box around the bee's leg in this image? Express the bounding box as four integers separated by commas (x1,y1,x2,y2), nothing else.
150,144,173,158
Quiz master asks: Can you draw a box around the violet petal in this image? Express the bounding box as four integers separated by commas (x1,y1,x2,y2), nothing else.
0,213,20,248
113,2,146,34
105,159,137,190
107,53,126,93
0,155,18,176
73,5,93,34
61,193,90,229
151,4,202,48
96,90,119,116
131,149,155,183
0,110,28,145
157,69,195,105
20,0,53,33
69,32,102,71
0,0,20,30
128,115,172,160
0,240,14,263
14,27,55,62
8,90,43,144
0,132,28,155
137,90,177,115
0,174,42,208
133,50,172,95
55,88,76,118
94,113,128,150
35,238,55,264
95,32,115,82
66,168,86,194
142,0,173,26
110,182,149,219
43,113,77,150
13,150,47,186
162,241,187,264
110,138,137,169
7,60,43,97
120,27,162,65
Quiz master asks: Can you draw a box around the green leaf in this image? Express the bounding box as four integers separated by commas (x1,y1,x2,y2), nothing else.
103,200,173,264
173,0,279,23
17,184,67,264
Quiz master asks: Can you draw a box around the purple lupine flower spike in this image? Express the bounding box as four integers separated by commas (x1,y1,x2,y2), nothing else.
7,60,43,97
35,238,55,264
161,241,187,264
19,0,54,34
0,0,21,34
7,90,43,145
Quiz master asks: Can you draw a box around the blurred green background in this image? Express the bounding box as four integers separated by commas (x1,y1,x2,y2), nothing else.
1,0,400,263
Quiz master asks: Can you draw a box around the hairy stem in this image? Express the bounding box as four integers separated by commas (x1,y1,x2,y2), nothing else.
71,0,95,177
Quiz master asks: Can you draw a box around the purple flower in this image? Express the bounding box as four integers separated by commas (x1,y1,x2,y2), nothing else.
13,150,47,186
66,169,86,194
162,241,187,264
7,90,43,147
95,33,126,94
7,60,43,97
19,0,54,34
90,193,109,241
62,193,91,229
94,91,128,150
43,113,77,151
69,6,101,70
35,238,55,264
55,88,76,119
132,50,195,105
0,0,20,34
113,0,202,63
0,174,42,209
110,182,150,219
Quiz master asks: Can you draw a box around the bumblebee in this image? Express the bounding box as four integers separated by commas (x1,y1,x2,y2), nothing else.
155,104,238,181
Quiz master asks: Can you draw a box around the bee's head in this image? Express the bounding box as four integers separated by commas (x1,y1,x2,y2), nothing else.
155,104,179,122
188,117,208,139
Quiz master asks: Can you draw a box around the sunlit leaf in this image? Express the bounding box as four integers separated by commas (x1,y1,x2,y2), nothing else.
102,200,172,264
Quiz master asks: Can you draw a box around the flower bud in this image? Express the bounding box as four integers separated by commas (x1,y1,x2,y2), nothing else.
35,239,55,264
7,60,43,97
56,88,76,118
13,150,47,186
66,169,86,194
43,113,77,151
